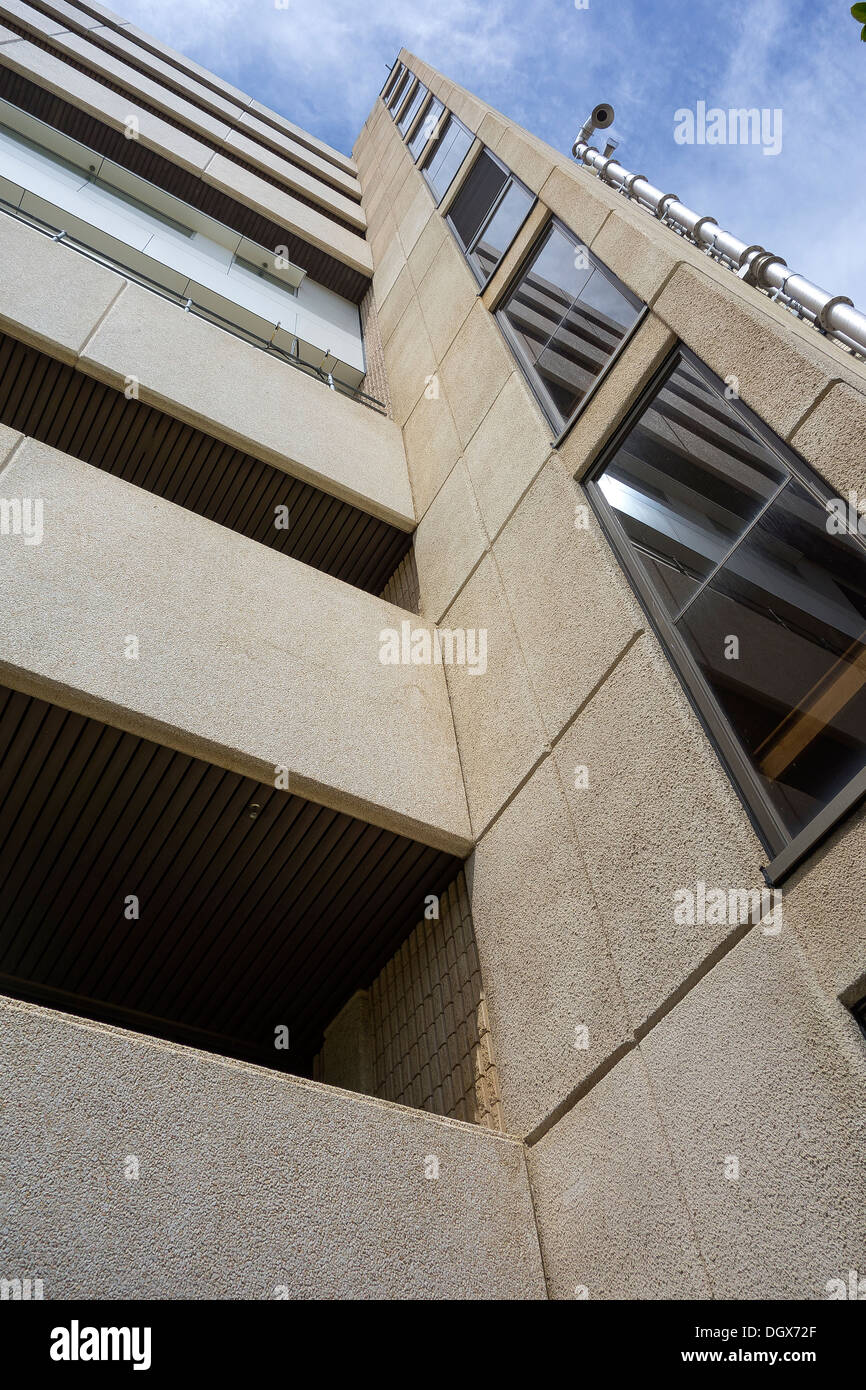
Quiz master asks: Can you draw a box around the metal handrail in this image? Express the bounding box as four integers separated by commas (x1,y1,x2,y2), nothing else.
0,198,388,413
571,113,866,362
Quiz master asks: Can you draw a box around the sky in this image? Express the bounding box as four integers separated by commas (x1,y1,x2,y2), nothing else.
116,0,866,308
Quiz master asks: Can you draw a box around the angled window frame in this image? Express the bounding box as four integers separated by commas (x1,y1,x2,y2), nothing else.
584,343,866,885
420,112,474,206
397,77,428,137
380,60,403,100
494,214,645,440
387,68,412,117
407,94,444,163
444,145,535,289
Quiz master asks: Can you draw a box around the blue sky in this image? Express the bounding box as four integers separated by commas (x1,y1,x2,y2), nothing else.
118,0,866,308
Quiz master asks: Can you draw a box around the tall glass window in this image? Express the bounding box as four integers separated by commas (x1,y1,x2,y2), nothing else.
587,346,866,877
408,97,443,160
387,68,411,115
381,61,403,101
497,219,642,433
397,80,428,136
421,114,473,203
446,148,534,287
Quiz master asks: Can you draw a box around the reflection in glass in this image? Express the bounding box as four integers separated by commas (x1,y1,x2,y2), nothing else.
408,98,443,159
498,224,641,430
677,481,866,839
422,116,474,202
467,179,534,284
596,358,787,613
591,351,866,852
398,81,428,135
448,150,508,250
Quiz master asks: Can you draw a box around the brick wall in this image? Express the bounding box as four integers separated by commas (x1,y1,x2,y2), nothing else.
316,870,504,1131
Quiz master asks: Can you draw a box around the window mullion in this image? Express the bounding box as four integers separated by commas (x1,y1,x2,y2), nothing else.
672,473,792,624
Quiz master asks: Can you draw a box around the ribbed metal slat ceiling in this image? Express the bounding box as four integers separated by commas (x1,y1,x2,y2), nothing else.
0,684,462,1070
0,333,412,595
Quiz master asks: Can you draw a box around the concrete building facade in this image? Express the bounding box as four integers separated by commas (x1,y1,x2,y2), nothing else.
0,3,863,1300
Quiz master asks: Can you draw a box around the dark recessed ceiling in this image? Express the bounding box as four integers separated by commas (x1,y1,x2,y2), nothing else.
0,683,462,1071
0,332,412,596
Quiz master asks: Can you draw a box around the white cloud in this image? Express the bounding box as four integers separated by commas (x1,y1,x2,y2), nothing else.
111,0,866,308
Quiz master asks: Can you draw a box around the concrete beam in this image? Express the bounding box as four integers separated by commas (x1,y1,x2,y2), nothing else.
0,435,471,854
0,26,372,273
0,215,413,528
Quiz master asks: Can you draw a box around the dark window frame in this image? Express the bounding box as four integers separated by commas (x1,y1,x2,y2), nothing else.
397,78,428,137
407,94,443,162
380,60,403,100
387,68,412,117
495,215,645,440
445,145,535,289
584,343,866,885
421,113,474,206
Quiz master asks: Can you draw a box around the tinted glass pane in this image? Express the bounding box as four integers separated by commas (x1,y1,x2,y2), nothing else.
533,265,640,428
408,97,443,158
677,480,866,839
388,71,409,113
596,358,787,613
398,81,427,135
498,224,592,368
467,179,534,284
422,116,473,202
382,62,402,100
448,150,507,249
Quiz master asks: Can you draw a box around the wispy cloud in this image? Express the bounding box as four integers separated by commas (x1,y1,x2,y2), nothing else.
116,0,866,307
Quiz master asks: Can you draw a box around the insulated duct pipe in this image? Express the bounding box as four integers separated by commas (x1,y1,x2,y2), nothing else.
572,114,866,358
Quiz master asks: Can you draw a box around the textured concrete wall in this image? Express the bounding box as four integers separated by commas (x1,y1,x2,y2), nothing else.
356,52,866,1298
0,431,470,854
0,996,545,1299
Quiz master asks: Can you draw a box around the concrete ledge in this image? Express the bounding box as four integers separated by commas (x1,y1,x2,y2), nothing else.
80,283,411,526
0,28,371,273
0,995,544,1299
201,153,371,273
0,437,470,854
0,220,412,528
0,31,212,174
0,207,124,361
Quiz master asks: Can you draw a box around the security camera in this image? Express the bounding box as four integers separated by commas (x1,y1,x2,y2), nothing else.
573,103,616,155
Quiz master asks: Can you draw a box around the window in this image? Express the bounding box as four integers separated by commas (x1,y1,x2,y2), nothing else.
586,346,866,881
852,992,866,1041
408,96,443,160
446,148,534,287
497,219,643,434
387,67,411,115
421,113,473,203
380,60,403,100
397,79,428,136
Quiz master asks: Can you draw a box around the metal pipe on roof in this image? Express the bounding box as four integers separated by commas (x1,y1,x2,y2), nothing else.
572,117,866,358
